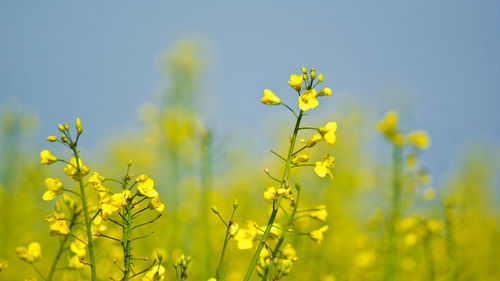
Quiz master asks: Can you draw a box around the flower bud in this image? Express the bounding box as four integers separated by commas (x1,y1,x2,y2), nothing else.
64,123,69,130
233,199,239,209
75,118,82,134
211,205,219,214
318,74,324,82
61,135,68,143
58,124,65,132
128,160,134,167
303,74,308,80
310,68,316,80
301,67,307,74
46,136,58,142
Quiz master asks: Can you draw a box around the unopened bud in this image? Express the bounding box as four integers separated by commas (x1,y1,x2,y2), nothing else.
233,199,239,209
303,74,308,80
75,118,82,134
46,136,57,142
58,124,65,132
301,67,307,74
64,123,69,130
264,168,270,174
128,160,134,167
61,135,68,143
318,73,324,82
211,205,219,214
310,69,316,80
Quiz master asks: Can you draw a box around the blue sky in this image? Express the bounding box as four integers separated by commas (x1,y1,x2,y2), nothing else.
1,0,499,182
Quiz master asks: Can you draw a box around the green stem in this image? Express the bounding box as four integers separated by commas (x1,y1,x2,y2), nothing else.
444,204,458,281
423,234,435,281
72,147,97,281
215,208,236,280
243,111,304,281
202,132,214,280
262,189,301,280
31,263,48,281
384,145,402,281
122,203,133,280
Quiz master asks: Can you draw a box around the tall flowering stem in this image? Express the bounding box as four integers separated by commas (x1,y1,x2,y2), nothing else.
384,144,402,281
243,110,304,281
71,146,98,281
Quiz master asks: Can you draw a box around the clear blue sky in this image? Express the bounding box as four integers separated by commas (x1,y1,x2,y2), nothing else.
1,0,499,182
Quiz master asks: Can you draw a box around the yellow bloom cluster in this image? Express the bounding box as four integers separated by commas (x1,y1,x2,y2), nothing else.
64,156,90,181
377,110,431,150
42,177,63,201
45,211,70,236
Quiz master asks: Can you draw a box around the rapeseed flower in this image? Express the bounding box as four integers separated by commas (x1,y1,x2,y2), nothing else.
298,89,319,111
314,153,336,179
64,156,90,181
88,172,107,192
263,186,291,201
288,74,303,91
407,130,430,150
309,225,328,245
291,154,309,165
149,196,165,212
303,133,322,147
0,261,7,271
70,239,86,257
234,221,258,250
16,242,41,263
42,177,63,201
40,150,57,165
136,174,158,198
318,87,332,96
319,122,337,145
261,89,281,105
309,205,328,221
68,255,85,269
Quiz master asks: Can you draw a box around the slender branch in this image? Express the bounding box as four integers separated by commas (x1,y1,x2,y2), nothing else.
269,150,286,162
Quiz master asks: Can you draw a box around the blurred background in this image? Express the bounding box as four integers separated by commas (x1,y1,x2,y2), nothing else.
0,1,499,280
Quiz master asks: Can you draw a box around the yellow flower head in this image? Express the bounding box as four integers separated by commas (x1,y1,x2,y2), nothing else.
234,221,258,250
407,130,430,150
229,222,239,237
40,150,57,165
0,260,8,271
288,74,303,91
70,239,86,257
376,110,398,136
314,153,336,179
45,211,65,223
319,122,337,145
136,174,158,198
142,265,166,281
43,177,64,201
309,225,328,245
49,219,70,236
149,196,165,212
64,156,90,181
309,205,328,221
318,87,332,96
68,255,85,269
291,154,309,165
302,133,322,148
16,242,41,263
88,172,107,192
261,89,281,105
298,89,319,111
263,186,291,201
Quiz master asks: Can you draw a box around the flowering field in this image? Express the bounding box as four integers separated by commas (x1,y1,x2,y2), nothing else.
1,33,500,281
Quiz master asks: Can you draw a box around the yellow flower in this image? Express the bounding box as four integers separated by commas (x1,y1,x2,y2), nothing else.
64,156,90,181
298,89,319,111
49,219,70,236
142,265,166,281
45,211,65,223
68,255,85,269
263,186,291,201
0,260,8,271
291,154,309,165
309,225,328,245
234,221,258,250
404,233,418,247
136,174,158,198
376,110,398,136
70,239,86,257
43,177,63,201
407,130,430,150
149,196,165,212
46,136,57,142
16,242,41,263
287,74,303,91
318,87,332,96
261,89,281,105
309,205,328,221
88,172,107,192
40,150,57,165
314,153,336,179
302,133,322,147
319,122,337,145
